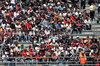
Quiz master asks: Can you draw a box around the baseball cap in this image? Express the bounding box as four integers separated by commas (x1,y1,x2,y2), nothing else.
24,49,26,51
16,21,19,24
58,22,60,24
30,48,32,50
29,45,31,46
82,52,84,54
83,37,86,39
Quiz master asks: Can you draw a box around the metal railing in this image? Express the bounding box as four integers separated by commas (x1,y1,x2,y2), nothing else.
1,56,100,66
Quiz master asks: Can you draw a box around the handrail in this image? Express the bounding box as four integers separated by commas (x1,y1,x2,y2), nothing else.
1,56,100,58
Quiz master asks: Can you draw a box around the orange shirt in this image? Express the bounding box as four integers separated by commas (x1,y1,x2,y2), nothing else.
79,58,86,64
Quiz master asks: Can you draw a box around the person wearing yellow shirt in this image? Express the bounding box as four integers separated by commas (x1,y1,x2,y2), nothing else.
79,52,86,58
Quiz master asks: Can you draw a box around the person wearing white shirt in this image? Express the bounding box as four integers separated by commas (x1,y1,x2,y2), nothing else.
35,45,40,52
66,22,72,33
28,30,35,41
10,0,15,5
84,17,91,30
45,29,50,36
14,11,19,17
1,23,6,30
55,49,61,56
2,52,10,66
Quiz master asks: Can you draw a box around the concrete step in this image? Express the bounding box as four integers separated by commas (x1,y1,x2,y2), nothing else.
18,42,32,44
82,32,94,34
92,28,100,31
20,44,33,47
68,34,94,36
70,36,93,39
82,30,93,32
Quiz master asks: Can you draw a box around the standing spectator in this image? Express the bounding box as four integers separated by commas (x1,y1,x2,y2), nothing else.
90,3,95,20
81,0,86,9
79,56,86,64
98,4,100,17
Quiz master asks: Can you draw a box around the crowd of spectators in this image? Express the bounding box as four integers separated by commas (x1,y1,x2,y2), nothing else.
0,0,100,66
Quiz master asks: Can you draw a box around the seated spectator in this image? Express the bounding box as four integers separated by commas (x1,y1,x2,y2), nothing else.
76,22,82,34
91,36,97,43
22,49,27,57
79,52,86,58
24,53,32,65
2,52,10,66
71,23,78,34
84,17,91,30
5,29,13,37
66,22,72,33
56,22,61,32
52,52,57,61
29,48,34,57
61,22,66,32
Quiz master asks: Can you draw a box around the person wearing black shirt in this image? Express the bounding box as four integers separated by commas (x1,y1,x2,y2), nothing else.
10,22,15,32
90,43,98,53
9,53,15,66
91,36,97,43
81,0,86,9
71,23,78,34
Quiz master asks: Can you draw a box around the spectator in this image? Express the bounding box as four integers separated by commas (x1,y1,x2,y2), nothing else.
2,52,10,66
72,23,78,34
91,36,97,43
22,49,27,57
81,0,86,9
0,0,99,65
98,4,100,17
84,17,91,30
90,3,95,20
79,56,86,64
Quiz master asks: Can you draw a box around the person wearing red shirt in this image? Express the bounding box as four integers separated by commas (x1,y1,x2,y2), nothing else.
22,49,27,56
25,22,32,30
76,22,82,34
9,12,14,17
36,53,43,61
70,15,76,22
48,6,52,12
63,18,71,25
29,48,34,56
71,40,76,47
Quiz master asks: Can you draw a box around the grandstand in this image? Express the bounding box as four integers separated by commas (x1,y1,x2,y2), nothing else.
0,0,100,66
